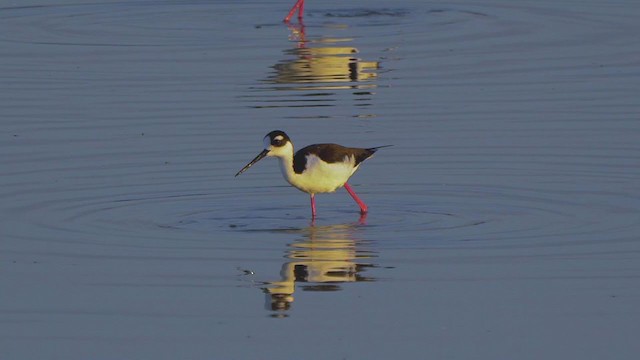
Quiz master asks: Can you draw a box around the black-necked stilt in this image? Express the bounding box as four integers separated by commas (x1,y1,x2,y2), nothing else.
235,130,390,218
284,0,305,22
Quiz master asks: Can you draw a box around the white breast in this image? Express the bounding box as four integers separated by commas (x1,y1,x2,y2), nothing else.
280,154,359,194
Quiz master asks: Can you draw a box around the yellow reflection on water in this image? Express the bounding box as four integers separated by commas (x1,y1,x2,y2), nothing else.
250,23,379,116
263,217,378,315
269,46,378,89
268,24,379,89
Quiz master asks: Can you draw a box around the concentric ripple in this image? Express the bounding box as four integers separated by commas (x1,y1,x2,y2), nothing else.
0,2,239,47
1,1,639,260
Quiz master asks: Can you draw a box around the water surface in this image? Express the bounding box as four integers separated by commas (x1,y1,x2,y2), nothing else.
1,0,639,359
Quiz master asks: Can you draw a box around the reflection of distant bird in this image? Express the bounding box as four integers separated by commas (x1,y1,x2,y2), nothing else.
235,130,390,218
284,0,305,22
270,45,379,87
255,23,380,114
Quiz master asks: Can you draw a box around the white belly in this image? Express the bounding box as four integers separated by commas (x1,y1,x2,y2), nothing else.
280,154,358,194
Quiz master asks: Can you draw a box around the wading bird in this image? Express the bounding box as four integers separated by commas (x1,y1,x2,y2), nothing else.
235,130,389,218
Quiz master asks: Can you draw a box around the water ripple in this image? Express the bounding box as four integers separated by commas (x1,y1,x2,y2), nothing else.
1,0,638,278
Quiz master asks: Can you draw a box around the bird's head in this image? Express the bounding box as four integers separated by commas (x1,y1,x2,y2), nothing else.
235,130,293,176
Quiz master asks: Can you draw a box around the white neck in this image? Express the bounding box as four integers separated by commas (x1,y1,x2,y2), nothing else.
268,141,298,186
277,151,297,186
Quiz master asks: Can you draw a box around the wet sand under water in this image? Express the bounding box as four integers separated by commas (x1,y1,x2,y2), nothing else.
1,0,639,359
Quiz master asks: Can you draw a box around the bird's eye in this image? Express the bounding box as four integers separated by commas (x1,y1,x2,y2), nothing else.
272,135,285,147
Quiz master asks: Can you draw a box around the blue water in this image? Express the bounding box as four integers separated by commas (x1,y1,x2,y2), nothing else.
1,0,639,359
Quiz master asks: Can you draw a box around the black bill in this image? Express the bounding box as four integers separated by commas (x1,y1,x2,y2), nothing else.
235,149,269,177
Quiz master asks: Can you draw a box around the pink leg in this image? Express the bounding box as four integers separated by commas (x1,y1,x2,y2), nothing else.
284,0,304,22
343,182,368,214
298,0,304,20
310,193,317,218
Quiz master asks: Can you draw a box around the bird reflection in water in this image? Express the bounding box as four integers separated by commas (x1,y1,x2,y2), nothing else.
274,22,378,89
263,217,378,316
250,22,380,116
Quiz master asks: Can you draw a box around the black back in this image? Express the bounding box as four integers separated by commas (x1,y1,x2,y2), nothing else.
293,144,386,174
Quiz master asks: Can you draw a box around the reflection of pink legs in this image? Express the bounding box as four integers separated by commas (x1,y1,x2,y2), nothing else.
310,193,317,218
358,213,368,225
284,0,305,22
344,183,368,214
